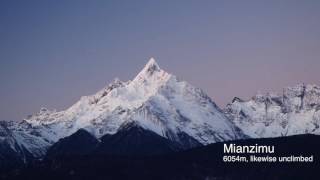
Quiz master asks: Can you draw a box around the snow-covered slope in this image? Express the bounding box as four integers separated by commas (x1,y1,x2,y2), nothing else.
225,84,320,138
3,58,320,160
5,58,244,156
0,121,33,165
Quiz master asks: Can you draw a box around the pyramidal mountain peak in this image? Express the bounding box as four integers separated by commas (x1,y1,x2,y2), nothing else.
136,58,162,76
4,58,244,158
144,57,159,71
133,58,170,84
3,58,320,162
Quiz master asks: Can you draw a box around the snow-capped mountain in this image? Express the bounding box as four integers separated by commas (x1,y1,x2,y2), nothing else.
2,58,244,157
225,84,320,138
0,121,32,168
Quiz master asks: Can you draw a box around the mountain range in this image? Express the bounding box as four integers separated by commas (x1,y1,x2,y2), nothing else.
225,83,320,137
1,58,320,173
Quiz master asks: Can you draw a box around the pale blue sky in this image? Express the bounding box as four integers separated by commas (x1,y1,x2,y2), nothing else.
1,0,320,120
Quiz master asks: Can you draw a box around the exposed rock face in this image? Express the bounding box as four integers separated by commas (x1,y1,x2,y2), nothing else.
225,84,320,138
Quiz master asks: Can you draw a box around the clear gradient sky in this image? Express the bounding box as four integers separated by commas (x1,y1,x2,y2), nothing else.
1,0,320,120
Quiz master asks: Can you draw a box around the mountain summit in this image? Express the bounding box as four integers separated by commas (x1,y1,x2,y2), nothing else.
1,58,320,167
3,58,244,157
136,58,161,76
225,83,320,138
